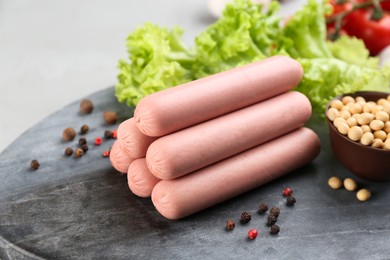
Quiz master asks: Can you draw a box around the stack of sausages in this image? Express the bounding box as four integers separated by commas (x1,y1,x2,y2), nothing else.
110,56,321,220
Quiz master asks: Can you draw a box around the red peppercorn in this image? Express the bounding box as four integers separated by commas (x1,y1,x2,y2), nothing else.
102,150,110,157
111,130,117,139
247,229,258,240
283,187,293,197
94,137,103,146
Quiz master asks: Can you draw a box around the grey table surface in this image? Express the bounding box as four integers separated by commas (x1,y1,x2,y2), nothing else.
0,87,389,259
2,1,389,259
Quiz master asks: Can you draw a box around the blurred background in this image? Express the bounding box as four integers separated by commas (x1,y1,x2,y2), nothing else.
0,0,302,152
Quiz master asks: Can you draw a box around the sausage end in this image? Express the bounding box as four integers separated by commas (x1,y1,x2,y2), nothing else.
127,159,160,198
109,140,134,173
151,181,184,220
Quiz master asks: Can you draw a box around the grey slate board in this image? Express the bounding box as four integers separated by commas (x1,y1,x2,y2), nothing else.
0,87,389,259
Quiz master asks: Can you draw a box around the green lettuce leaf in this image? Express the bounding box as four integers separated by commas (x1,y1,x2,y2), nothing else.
115,0,390,114
284,0,390,113
283,0,333,59
328,35,379,68
115,23,195,106
193,0,287,78
296,58,390,113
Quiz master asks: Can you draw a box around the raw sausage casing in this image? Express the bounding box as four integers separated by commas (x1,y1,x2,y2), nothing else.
151,127,321,219
135,56,303,137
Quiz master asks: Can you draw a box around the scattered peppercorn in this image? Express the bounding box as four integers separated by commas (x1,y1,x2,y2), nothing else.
103,111,118,125
80,144,89,153
74,148,84,158
63,127,76,141
270,225,280,235
80,124,89,134
240,211,251,224
104,130,112,139
64,147,73,156
80,99,94,114
270,207,280,218
225,219,235,231
95,137,103,145
258,203,268,214
102,150,110,158
247,229,258,240
79,137,87,146
30,159,40,170
286,196,296,207
111,129,117,139
267,214,277,226
283,187,293,197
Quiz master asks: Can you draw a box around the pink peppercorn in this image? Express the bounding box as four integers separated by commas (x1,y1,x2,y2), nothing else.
94,137,103,146
102,150,110,157
247,229,258,240
283,187,293,197
111,130,117,139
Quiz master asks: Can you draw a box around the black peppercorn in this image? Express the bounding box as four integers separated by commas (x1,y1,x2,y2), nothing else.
258,203,268,214
270,224,280,235
80,144,89,153
267,214,277,226
80,99,94,114
80,124,89,134
286,196,296,207
103,111,118,125
74,148,84,158
270,207,280,218
240,211,251,224
30,159,40,170
78,137,87,146
64,147,73,156
63,127,76,141
104,130,113,139
225,219,235,230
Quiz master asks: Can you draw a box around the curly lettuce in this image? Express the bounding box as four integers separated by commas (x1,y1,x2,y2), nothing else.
296,58,390,111
115,23,195,106
283,0,390,112
115,0,390,113
193,0,289,78
327,36,379,68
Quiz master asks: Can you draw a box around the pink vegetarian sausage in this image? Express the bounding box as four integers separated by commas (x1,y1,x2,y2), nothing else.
127,158,161,198
117,118,157,159
134,55,303,137
146,91,311,180
109,140,134,174
151,127,320,220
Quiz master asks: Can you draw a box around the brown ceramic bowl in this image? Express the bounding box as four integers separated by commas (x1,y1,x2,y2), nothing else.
326,91,390,181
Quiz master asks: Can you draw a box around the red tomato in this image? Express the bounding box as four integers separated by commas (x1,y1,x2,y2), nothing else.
343,9,390,55
381,0,390,11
